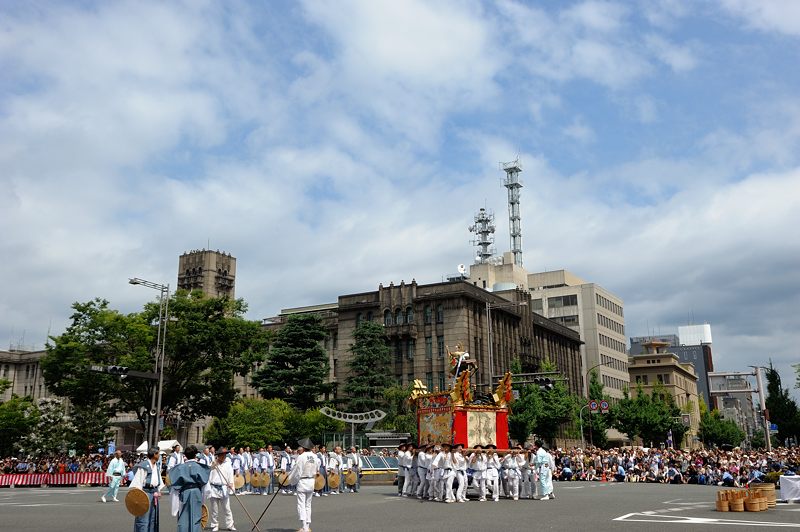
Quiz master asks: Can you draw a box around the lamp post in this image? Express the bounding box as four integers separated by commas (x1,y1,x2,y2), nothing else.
485,300,527,386
129,277,170,447
583,362,607,448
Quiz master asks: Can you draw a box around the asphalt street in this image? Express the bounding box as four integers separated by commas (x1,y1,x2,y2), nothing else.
1,483,799,532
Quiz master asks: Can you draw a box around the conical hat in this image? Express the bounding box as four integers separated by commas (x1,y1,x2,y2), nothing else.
297,438,314,450
201,504,209,528
314,473,325,490
125,488,150,517
328,472,340,489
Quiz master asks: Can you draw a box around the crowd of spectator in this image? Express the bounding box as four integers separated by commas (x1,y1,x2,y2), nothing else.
1,452,141,476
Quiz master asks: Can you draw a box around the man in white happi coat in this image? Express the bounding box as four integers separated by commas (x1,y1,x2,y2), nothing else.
485,445,501,502
200,446,214,467
329,447,344,494
407,444,420,496
502,447,521,500
289,438,320,532
167,443,186,517
470,445,488,501
417,445,434,500
130,446,166,532
345,447,360,493
453,443,468,503
315,445,329,496
101,450,125,503
396,443,410,496
279,446,295,494
241,447,253,494
206,448,236,531
533,440,554,501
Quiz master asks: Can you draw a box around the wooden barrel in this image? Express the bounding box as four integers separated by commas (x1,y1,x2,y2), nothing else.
715,500,729,512
752,483,776,508
729,498,744,512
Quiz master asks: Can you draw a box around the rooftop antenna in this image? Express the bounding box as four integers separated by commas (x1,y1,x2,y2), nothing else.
500,158,523,267
468,208,496,264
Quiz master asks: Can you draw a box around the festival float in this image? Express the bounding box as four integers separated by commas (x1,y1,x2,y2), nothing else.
412,344,512,448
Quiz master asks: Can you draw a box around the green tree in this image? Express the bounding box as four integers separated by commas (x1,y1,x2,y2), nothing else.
379,384,417,440
698,409,746,447
0,396,38,457
765,362,800,445
21,398,72,456
612,384,685,447
0,378,11,396
586,370,609,448
508,383,543,444
251,314,331,410
751,429,780,450
68,402,115,454
42,294,269,436
343,321,393,412
303,408,346,444
206,398,294,448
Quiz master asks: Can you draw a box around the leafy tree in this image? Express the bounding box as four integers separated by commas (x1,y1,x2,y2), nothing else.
751,429,780,450
251,314,331,410
42,294,269,436
206,398,294,448
0,378,11,396
21,398,72,456
586,370,609,448
68,402,115,454
698,409,746,447
302,408,346,444
765,362,800,444
509,383,542,444
612,384,686,447
379,384,417,440
0,396,38,457
343,321,393,412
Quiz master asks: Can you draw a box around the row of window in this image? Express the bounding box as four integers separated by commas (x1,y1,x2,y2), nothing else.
634,373,672,386
599,333,626,354
601,353,628,374
1,364,9,378
597,313,624,335
548,294,578,308
394,339,416,361
424,336,446,358
551,314,579,327
596,293,623,317
377,305,445,327
602,374,626,390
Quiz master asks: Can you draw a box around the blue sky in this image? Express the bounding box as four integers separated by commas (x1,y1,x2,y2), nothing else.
2,0,799,400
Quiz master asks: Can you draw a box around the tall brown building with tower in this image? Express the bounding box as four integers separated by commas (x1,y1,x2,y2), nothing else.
177,249,236,298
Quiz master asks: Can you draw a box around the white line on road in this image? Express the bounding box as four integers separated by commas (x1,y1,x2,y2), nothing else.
614,512,800,527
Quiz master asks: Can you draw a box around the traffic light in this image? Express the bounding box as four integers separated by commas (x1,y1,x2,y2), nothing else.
533,377,554,391
107,365,129,376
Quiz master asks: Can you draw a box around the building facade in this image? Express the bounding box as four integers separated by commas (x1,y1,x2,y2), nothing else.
0,349,49,403
177,249,236,298
263,279,585,400
627,340,701,449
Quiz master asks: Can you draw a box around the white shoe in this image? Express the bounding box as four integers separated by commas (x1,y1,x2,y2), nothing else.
314,492,320,497
112,498,119,502
540,495,551,500
100,495,106,503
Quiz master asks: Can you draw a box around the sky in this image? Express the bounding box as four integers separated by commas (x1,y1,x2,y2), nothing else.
1,0,799,401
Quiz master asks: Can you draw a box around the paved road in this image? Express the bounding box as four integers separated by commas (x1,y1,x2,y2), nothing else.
1,483,799,531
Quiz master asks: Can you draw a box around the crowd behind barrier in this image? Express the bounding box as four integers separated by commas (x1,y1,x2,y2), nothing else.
2,445,797,490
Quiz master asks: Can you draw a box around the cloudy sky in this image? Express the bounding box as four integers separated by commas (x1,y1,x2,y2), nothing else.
2,1,799,399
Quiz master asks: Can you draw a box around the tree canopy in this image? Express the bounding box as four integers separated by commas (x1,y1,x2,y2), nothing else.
699,409,746,447
765,362,800,445
586,370,609,448
611,384,687,448
251,314,331,410
0,395,38,457
343,321,393,412
42,293,269,438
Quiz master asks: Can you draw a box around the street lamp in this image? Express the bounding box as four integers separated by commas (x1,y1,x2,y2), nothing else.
485,299,527,386
129,277,170,447
580,362,607,449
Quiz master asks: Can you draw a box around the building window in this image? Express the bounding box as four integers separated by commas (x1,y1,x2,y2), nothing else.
426,372,433,391
425,336,433,358
406,306,414,324
355,313,362,326
531,299,543,311
438,372,446,392
395,308,403,326
366,311,373,322
395,341,403,362
437,336,445,358
407,373,414,385
406,339,415,360
436,305,444,323
384,310,392,326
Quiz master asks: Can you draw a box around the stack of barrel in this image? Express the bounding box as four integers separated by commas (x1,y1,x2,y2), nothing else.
716,485,775,512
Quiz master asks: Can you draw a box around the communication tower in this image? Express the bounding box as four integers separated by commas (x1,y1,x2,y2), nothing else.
501,159,523,267
468,208,496,264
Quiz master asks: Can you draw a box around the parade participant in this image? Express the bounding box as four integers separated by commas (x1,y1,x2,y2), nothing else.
346,446,360,493
416,445,432,500
406,444,420,497
396,443,409,496
519,446,533,499
263,445,276,495
230,448,244,495
101,450,125,503
486,444,501,502
328,447,342,495
279,446,295,494
289,438,320,532
441,443,456,503
502,447,521,500
315,445,329,497
453,443,468,503
429,445,445,502
167,444,186,517
200,447,214,467
129,446,165,532
534,440,554,501
168,445,210,532
206,447,236,532
470,445,488,502
242,447,253,495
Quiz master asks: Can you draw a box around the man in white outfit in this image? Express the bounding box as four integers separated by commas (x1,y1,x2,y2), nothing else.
206,447,236,532
167,443,186,517
453,443,468,503
289,438,320,532
469,445,488,501
416,445,433,500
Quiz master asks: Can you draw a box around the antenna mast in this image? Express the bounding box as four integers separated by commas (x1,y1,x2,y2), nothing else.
468,208,496,264
501,158,523,266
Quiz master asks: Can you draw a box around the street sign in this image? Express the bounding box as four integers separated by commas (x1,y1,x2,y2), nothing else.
681,414,691,426
770,423,779,434
589,400,599,413
600,400,609,413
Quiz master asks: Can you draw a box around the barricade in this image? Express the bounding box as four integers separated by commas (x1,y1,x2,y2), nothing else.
0,472,110,487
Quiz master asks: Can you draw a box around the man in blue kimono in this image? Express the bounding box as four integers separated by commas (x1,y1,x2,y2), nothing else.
168,445,210,532
130,446,166,532
102,450,126,503
533,440,554,501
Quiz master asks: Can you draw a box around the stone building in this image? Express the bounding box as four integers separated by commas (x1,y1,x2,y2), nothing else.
0,348,49,403
263,279,584,401
177,249,236,298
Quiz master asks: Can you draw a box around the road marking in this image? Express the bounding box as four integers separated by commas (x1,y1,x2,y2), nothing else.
614,513,800,527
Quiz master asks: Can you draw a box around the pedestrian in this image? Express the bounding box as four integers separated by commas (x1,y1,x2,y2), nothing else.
534,440,554,501
206,447,236,532
168,444,210,532
101,450,125,503
129,446,165,532
167,443,186,517
289,438,320,532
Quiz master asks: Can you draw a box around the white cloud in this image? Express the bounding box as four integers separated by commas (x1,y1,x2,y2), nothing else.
562,116,597,143
720,0,800,36
645,34,698,72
